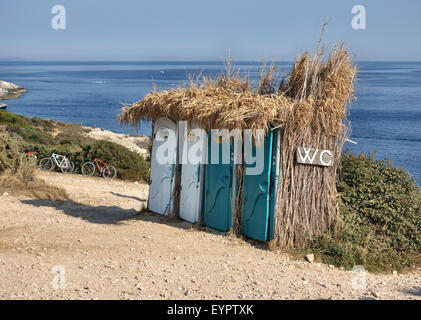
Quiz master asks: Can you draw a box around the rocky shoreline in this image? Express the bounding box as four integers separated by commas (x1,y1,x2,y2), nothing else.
0,80,26,100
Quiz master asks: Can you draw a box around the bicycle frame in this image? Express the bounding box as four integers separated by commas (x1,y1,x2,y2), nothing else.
52,153,71,169
93,158,109,172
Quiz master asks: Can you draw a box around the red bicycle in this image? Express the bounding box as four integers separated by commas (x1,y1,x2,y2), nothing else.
81,158,117,179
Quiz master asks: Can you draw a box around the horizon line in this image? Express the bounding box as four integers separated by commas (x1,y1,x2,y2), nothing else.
1,59,421,63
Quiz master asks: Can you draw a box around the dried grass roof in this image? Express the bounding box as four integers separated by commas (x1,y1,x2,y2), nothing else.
119,43,356,135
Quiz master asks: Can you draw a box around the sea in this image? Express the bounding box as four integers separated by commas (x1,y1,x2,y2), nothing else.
1,61,420,182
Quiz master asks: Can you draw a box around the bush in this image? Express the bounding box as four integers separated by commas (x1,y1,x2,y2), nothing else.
1,111,150,182
0,111,55,145
24,138,150,181
79,140,149,181
0,133,67,200
308,151,421,273
0,133,35,182
0,111,31,129
29,117,55,131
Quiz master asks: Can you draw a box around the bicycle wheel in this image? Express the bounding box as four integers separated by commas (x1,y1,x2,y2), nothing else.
39,158,54,171
69,161,75,173
81,162,95,176
60,159,73,174
102,165,117,179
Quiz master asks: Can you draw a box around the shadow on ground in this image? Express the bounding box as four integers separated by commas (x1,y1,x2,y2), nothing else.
403,287,421,297
21,199,139,224
110,192,146,203
20,198,268,250
123,211,268,250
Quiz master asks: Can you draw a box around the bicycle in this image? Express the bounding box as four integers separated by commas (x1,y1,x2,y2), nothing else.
81,158,117,179
39,153,75,174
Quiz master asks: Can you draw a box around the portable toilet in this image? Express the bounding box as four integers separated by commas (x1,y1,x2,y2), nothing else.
204,130,239,232
179,123,207,223
242,129,280,241
147,116,178,215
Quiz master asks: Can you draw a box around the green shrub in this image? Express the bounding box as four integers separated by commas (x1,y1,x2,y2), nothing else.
0,133,23,174
0,111,31,129
0,133,35,182
29,117,55,131
308,151,421,273
79,140,149,181
1,111,150,182
0,132,67,200
0,111,55,145
24,139,150,181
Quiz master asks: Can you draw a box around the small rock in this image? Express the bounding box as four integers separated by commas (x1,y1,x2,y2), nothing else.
305,254,314,263
393,270,398,275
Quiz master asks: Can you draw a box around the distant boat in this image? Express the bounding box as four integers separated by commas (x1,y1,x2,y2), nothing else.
0,103,7,111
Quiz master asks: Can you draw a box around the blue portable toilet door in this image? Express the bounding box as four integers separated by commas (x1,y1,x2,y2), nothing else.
204,131,234,231
242,130,277,241
148,117,178,215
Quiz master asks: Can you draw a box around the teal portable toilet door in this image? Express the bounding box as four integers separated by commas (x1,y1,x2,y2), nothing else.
268,129,281,240
204,131,233,231
242,130,276,241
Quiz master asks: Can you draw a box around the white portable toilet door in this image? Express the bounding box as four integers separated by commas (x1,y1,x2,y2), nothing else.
179,123,207,223
148,117,178,215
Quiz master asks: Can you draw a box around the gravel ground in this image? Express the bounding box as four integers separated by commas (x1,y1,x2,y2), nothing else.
0,171,420,300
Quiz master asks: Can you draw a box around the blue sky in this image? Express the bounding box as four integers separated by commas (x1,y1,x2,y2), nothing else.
1,0,420,61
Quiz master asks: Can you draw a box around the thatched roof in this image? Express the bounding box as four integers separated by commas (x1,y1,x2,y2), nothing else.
119,44,356,135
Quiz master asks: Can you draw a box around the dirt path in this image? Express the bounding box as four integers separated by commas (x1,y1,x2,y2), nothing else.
0,171,420,300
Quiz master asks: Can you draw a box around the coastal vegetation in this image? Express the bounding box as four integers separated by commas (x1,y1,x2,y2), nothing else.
0,111,149,182
308,151,421,272
0,132,67,200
